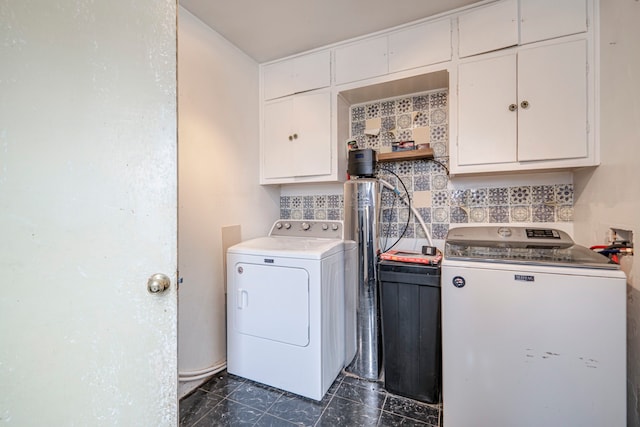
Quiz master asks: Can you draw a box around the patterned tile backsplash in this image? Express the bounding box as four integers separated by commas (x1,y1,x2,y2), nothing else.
279,89,574,241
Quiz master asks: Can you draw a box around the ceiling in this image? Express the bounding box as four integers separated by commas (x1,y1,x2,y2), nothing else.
179,0,483,63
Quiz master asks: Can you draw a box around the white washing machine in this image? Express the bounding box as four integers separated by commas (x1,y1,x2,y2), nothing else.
227,220,354,401
441,226,627,427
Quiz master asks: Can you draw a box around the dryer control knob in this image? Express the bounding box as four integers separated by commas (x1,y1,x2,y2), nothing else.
302,222,310,230
284,222,291,229
497,227,512,238
331,223,339,231
321,223,328,231
275,222,283,229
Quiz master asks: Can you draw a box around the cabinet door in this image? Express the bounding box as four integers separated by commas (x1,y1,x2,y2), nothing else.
457,53,517,166
263,98,296,179
458,0,518,58
263,50,331,100
520,0,587,45
334,36,388,85
262,91,331,180
517,39,588,161
388,19,451,73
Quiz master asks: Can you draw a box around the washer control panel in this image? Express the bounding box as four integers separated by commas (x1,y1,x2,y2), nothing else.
270,220,343,239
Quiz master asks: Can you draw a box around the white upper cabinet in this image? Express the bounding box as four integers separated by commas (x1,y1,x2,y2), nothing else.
388,19,452,73
458,0,588,58
455,38,591,173
335,19,452,85
334,36,388,85
262,50,331,100
458,0,518,58
261,90,333,183
520,0,587,44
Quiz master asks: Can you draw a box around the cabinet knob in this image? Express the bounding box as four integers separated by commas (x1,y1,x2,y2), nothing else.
508,104,517,112
293,133,298,140
288,135,293,141
520,100,530,109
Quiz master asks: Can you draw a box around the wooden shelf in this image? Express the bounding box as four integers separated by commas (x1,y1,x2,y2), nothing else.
377,148,434,162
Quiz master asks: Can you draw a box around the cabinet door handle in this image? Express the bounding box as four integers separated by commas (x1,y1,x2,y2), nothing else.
508,104,517,112
520,100,529,109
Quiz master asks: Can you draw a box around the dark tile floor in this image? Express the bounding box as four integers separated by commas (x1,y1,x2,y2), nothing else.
180,370,442,427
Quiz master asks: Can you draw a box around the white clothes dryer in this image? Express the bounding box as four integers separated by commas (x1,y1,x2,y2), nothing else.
226,220,350,401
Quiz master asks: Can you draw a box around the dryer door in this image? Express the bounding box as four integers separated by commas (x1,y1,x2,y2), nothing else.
233,263,310,346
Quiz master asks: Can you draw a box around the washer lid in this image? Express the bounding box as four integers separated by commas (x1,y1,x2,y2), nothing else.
444,226,619,270
227,236,344,260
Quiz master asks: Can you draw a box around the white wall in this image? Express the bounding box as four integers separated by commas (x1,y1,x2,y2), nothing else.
177,8,280,396
573,0,640,424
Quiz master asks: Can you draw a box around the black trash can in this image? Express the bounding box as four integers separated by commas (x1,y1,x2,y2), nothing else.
379,260,441,403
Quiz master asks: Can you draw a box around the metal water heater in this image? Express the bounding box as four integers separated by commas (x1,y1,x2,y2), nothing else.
344,170,381,380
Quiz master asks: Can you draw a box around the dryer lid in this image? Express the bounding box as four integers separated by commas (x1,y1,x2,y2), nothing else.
227,236,344,260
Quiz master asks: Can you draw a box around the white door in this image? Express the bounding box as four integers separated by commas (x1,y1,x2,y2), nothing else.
0,2,178,426
517,39,588,162
457,52,518,166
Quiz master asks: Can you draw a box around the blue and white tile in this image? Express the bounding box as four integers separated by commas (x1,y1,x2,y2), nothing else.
382,207,398,223
469,207,488,223
414,175,430,191
366,102,380,119
430,108,446,125
431,190,449,207
555,184,574,205
412,95,429,111
280,196,291,209
429,91,447,108
557,205,574,221
489,206,509,223
450,207,469,223
413,159,430,174
351,121,365,137
327,209,341,220
430,125,447,142
397,114,412,129
450,189,468,207
351,105,365,122
432,142,447,157
531,185,555,204
432,207,449,223
431,223,449,240
413,111,429,127
510,205,531,222
431,174,448,190
532,204,555,222
488,188,508,205
468,188,488,206
416,207,431,224
396,161,413,177
280,209,291,219
396,97,412,113
381,100,396,116
291,196,302,209
327,194,341,209
509,186,531,205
